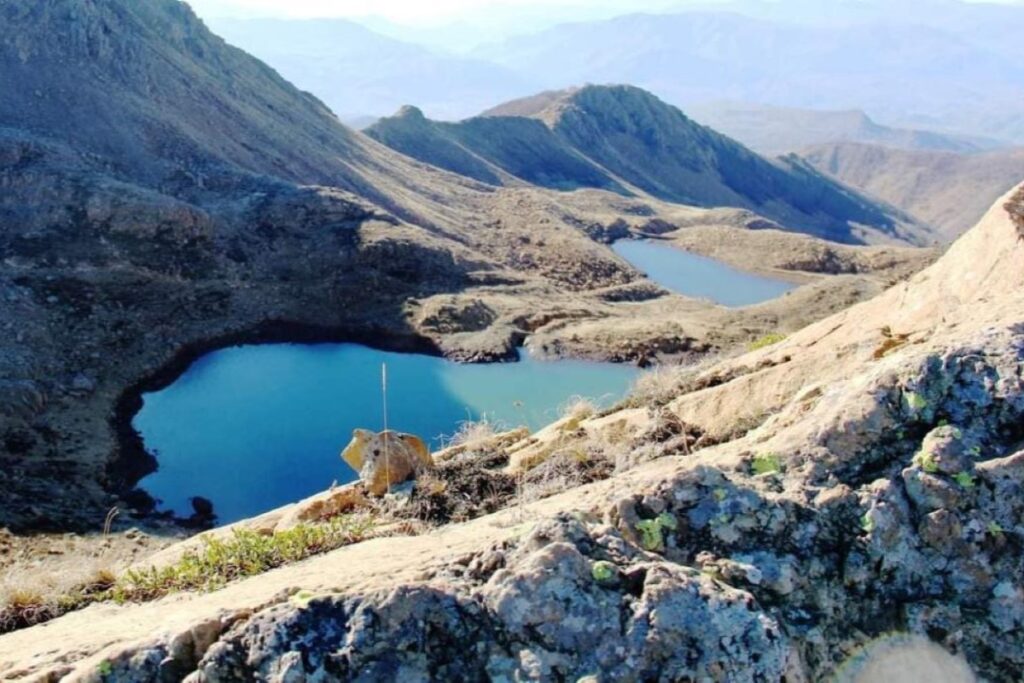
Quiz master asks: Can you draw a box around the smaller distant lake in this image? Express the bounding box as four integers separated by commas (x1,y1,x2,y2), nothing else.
612,239,797,307
135,344,639,523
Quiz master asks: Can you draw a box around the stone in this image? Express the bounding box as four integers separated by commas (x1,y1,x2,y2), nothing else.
275,484,369,531
901,468,961,512
340,429,434,496
916,425,975,475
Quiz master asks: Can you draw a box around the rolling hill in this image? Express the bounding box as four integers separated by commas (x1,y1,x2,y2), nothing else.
800,142,1024,241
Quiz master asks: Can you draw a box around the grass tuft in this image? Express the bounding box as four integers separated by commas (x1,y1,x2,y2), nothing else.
111,516,374,603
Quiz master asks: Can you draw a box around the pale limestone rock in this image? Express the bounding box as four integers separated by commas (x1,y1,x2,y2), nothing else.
341,429,434,496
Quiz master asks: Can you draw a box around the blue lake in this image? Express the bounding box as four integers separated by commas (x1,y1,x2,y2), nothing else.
612,239,797,307
135,344,640,523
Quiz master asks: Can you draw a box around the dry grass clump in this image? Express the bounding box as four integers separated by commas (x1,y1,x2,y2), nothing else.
1006,187,1024,241
397,448,518,524
625,355,722,408
0,532,155,635
444,417,500,452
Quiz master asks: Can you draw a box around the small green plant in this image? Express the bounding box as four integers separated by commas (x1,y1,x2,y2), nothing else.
97,660,113,677
953,472,976,490
861,513,876,534
290,590,316,608
987,521,1005,537
749,333,786,351
752,453,783,476
904,391,928,413
591,561,618,584
636,513,679,552
713,487,728,502
914,451,939,474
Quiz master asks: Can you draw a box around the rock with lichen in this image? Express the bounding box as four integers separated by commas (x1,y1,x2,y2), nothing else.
340,429,434,496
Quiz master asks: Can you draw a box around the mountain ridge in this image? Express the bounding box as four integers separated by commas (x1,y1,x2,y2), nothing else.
369,85,931,245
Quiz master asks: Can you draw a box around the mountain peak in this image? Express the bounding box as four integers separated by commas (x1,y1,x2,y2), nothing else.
395,104,427,121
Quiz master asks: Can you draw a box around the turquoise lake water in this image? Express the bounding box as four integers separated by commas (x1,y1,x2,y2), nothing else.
612,239,797,306
135,344,640,523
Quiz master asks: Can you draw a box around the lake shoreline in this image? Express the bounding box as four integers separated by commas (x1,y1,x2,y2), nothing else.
110,320,644,525
108,320,456,524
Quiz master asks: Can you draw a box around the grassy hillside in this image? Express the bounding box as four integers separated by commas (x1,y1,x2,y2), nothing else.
801,142,1024,241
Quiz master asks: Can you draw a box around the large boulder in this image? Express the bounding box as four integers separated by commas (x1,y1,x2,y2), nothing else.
340,429,434,496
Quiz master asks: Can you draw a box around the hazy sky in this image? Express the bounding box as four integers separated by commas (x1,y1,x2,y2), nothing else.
187,0,696,23
187,0,1024,24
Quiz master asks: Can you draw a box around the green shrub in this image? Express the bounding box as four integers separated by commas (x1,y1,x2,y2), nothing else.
748,333,786,351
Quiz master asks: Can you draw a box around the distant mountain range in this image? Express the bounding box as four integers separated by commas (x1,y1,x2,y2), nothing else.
368,86,929,245
473,10,1024,144
685,102,1004,156
200,3,1024,145
799,142,1024,242
206,18,538,121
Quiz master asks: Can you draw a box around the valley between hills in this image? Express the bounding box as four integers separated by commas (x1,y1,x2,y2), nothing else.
1,0,1022,681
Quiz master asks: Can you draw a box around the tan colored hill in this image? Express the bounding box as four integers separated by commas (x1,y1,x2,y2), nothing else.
0,184,1019,681
369,86,933,246
686,101,1002,156
800,141,1024,241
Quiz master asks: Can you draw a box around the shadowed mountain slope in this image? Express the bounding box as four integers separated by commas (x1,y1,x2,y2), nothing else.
371,86,929,245
366,104,626,192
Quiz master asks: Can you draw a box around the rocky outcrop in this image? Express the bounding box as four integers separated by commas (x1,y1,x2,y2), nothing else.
340,429,434,496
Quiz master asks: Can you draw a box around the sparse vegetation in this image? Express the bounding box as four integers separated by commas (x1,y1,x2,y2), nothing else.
636,513,679,552
112,516,373,602
954,472,976,489
752,453,783,476
748,333,786,351
904,391,929,413
914,451,939,474
559,396,597,431
0,515,374,635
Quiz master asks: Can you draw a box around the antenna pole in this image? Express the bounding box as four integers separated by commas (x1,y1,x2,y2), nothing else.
382,362,390,495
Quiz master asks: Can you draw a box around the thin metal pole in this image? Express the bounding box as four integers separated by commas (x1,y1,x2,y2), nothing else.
382,363,391,494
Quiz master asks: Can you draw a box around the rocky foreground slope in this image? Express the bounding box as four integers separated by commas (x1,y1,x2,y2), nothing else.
369,86,931,245
1,186,1019,681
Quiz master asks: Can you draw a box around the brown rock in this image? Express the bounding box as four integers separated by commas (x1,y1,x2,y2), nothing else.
341,429,434,496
